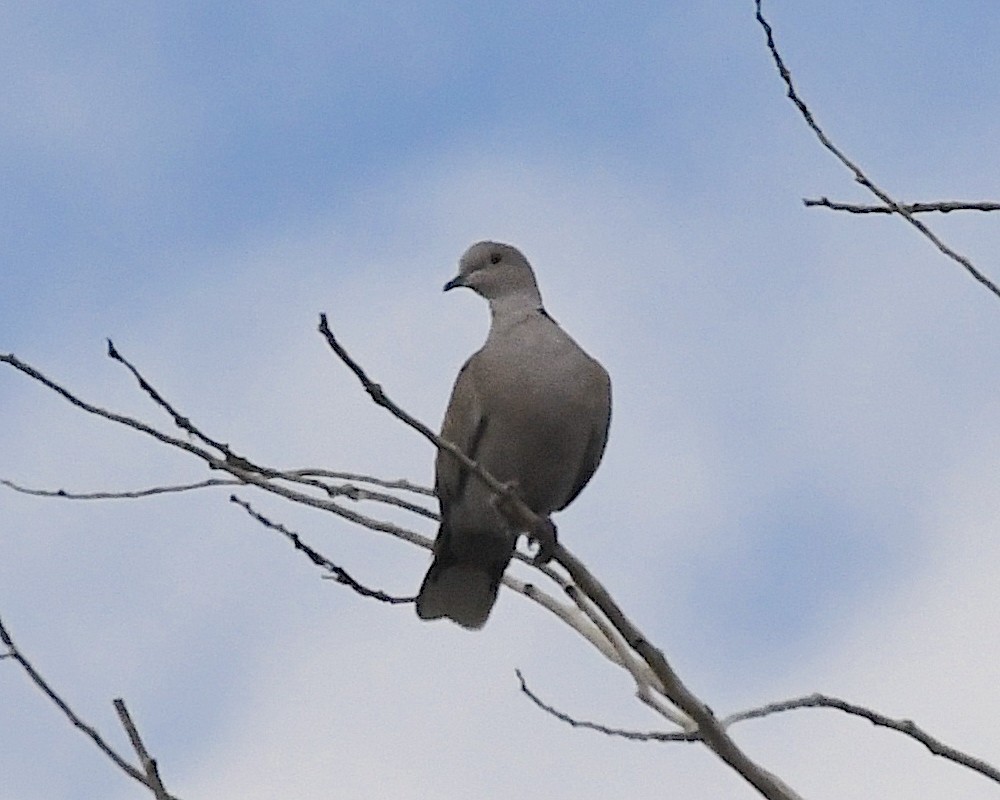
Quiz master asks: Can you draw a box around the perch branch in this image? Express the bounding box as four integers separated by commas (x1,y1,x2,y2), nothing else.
3,349,625,682
317,316,802,800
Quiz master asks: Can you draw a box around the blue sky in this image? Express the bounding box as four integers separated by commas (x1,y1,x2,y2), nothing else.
3,3,1000,799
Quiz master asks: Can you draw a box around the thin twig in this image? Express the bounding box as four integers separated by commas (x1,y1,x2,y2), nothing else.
230,494,416,604
755,0,1000,302
113,699,172,800
107,340,245,465
108,343,437,521
723,694,1000,785
804,198,1000,215
1,473,439,520
2,353,218,464
1,478,237,500
292,479,438,519
516,669,690,743
288,469,434,497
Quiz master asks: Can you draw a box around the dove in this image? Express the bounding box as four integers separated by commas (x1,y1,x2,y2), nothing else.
416,241,611,629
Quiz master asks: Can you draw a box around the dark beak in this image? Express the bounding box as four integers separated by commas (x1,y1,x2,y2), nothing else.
443,275,466,292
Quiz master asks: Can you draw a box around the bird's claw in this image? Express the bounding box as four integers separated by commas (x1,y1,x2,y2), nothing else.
490,482,558,564
529,517,558,565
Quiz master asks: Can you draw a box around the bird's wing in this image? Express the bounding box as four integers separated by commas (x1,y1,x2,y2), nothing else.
560,360,612,509
435,356,488,513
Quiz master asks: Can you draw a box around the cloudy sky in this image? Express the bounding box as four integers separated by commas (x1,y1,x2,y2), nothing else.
3,2,1000,798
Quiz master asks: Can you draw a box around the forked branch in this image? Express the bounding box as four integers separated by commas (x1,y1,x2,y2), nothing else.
754,0,1000,302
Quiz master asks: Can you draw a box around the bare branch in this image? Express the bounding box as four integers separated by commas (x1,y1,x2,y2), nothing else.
804,198,1000,215
517,677,1000,788
2,477,238,500
723,694,1000,786
2,348,573,621
107,339,248,466
2,473,437,521
230,494,417,604
1,352,219,465
1,352,432,552
563,584,691,731
516,669,690,743
282,477,437,519
9,326,992,795
0,614,178,797
287,469,434,497
754,1,1000,302
113,699,173,800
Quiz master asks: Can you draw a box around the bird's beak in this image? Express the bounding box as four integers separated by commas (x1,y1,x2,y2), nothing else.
443,275,466,292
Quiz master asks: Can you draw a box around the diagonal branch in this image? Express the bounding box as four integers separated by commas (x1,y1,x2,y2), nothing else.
232,493,631,673
230,494,416,604
754,0,1000,302
106,340,256,470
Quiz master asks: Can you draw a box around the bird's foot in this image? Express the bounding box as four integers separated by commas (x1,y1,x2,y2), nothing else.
490,482,558,565
529,517,558,566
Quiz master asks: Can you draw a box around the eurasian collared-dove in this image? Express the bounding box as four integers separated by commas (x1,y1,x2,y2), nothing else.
416,241,611,629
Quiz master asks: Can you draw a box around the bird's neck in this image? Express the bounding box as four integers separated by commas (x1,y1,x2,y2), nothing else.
487,290,544,325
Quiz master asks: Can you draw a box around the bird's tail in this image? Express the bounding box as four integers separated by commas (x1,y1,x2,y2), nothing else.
416,558,501,629
415,528,514,629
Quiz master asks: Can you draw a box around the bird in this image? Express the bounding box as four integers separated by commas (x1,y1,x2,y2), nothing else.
415,241,611,629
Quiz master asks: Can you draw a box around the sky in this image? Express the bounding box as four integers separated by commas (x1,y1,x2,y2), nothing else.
2,2,1000,798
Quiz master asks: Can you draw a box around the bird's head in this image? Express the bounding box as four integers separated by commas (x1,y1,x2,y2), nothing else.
445,241,541,304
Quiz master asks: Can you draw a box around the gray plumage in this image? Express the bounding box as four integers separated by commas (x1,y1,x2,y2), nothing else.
416,241,611,629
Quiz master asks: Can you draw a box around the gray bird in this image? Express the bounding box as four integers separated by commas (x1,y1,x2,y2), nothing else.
416,241,612,629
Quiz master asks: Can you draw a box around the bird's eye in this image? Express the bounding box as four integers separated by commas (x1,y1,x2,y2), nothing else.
489,253,502,265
